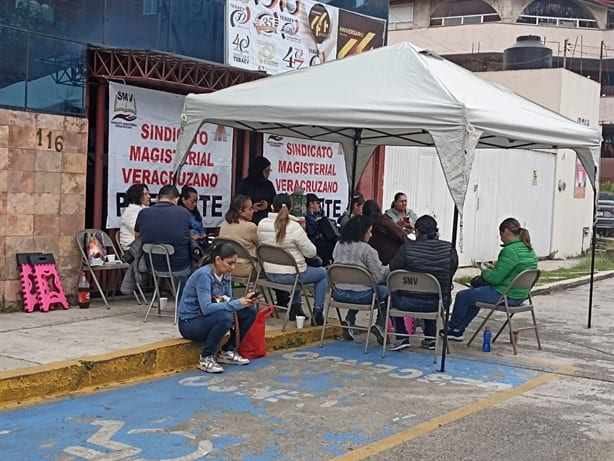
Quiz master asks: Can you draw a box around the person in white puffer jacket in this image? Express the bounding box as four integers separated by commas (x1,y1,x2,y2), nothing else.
257,193,328,325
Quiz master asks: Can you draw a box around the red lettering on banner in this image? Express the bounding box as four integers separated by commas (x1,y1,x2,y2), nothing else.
186,151,214,166
122,168,219,188
275,178,338,194
129,145,174,163
278,160,336,176
198,131,209,145
285,143,334,158
140,124,181,142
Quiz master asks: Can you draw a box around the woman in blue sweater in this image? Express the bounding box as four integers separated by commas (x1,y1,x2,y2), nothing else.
178,243,257,373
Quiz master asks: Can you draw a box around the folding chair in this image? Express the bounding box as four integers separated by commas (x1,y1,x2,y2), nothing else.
466,269,541,355
76,229,131,309
383,270,447,362
319,264,382,353
142,243,181,324
114,231,147,305
254,244,315,331
213,237,257,296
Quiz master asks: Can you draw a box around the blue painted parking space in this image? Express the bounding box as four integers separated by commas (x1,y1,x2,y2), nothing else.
0,342,543,460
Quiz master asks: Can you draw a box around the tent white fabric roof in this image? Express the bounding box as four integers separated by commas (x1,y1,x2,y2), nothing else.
174,41,601,212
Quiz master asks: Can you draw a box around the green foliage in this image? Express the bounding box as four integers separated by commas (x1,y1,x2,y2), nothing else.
600,181,614,193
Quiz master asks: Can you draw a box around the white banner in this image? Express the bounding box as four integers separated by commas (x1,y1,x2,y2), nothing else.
226,0,386,75
107,83,233,229
263,135,348,218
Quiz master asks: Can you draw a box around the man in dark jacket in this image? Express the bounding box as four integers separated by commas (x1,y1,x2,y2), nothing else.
387,215,458,350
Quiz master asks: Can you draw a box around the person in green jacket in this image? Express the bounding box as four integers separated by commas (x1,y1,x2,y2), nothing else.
444,217,538,341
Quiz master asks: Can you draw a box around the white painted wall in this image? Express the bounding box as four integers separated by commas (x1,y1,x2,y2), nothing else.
383,147,555,266
382,68,600,264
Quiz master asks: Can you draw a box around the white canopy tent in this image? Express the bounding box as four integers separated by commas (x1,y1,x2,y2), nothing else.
173,41,601,214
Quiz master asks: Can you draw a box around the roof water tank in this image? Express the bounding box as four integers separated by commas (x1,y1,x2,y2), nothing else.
503,35,552,70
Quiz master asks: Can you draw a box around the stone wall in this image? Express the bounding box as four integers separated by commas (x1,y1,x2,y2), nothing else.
0,109,88,309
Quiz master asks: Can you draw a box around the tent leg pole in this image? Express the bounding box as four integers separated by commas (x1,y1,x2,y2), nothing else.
440,206,459,372
349,129,361,197
587,168,598,329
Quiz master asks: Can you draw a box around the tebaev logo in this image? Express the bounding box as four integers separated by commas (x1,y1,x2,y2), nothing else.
111,90,137,125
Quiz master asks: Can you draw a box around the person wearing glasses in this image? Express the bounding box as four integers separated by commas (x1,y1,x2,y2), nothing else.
119,183,150,250
178,243,257,373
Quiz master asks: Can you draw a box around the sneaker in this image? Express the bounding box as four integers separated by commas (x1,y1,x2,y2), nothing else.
313,309,325,326
217,349,250,366
198,355,224,373
439,329,464,342
340,321,355,341
421,338,437,350
370,324,385,345
386,338,410,351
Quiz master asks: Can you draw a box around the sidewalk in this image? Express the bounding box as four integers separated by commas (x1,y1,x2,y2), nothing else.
1,263,613,407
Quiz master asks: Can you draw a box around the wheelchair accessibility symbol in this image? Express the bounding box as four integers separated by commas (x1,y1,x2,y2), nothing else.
64,419,212,460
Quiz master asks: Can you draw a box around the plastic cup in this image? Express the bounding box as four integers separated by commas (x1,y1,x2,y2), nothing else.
106,254,116,263
159,297,168,311
295,315,306,329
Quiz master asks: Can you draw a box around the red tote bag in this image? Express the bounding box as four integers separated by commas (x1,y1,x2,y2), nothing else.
239,305,276,359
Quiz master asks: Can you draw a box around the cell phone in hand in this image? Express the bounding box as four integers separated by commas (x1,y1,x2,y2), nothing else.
248,291,261,299
480,262,489,271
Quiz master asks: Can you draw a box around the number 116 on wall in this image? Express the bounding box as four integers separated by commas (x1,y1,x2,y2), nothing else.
37,129,64,152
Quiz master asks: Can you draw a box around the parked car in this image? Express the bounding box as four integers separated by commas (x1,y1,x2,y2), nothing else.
596,199,614,237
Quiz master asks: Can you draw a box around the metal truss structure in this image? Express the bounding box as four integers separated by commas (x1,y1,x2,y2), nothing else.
87,46,264,94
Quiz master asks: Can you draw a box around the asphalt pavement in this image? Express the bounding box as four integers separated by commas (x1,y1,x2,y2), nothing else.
0,268,613,460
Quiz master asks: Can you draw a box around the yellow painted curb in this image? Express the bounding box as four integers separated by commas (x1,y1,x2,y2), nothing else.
0,326,341,408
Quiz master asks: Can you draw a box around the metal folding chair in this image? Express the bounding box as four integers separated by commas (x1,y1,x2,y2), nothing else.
142,243,180,324
319,264,382,353
466,269,541,355
212,237,257,296
114,231,147,305
383,270,447,362
254,244,315,331
76,229,131,309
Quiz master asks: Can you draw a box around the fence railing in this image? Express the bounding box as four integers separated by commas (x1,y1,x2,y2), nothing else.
430,13,500,27
516,14,597,29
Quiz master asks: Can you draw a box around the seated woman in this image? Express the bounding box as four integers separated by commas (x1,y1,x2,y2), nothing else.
331,215,389,343
119,183,150,250
219,194,258,277
179,186,210,254
177,243,257,374
257,193,328,325
362,200,408,265
385,192,418,231
445,217,538,341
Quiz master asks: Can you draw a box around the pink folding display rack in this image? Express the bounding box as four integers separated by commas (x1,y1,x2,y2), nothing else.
17,253,69,312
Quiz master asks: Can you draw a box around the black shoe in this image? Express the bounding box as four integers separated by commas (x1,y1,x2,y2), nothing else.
370,324,385,345
289,303,308,322
439,329,465,342
314,309,325,326
340,321,355,341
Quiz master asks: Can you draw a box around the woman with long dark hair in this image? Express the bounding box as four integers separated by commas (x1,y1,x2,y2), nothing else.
362,199,408,265
332,215,389,342
119,183,150,250
445,217,538,341
178,243,257,373
257,193,328,325
219,194,258,277
237,156,276,224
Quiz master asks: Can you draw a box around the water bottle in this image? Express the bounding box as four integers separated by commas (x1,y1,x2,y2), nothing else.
78,271,90,309
482,326,492,352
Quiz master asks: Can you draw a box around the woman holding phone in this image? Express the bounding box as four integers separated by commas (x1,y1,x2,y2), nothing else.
178,243,257,373
237,156,276,225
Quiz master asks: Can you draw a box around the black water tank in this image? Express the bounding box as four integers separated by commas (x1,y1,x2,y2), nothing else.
503,35,552,70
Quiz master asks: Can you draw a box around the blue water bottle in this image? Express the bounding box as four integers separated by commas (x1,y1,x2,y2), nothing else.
482,327,492,352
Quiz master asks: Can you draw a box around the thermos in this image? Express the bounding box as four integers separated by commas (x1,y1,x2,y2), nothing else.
482,326,492,352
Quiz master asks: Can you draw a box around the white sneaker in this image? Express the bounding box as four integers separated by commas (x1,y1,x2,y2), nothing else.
198,355,224,373
217,350,250,366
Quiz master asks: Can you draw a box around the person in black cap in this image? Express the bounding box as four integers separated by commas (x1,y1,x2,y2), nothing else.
305,193,323,240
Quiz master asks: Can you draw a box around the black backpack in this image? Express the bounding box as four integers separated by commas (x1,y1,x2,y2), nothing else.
318,217,340,241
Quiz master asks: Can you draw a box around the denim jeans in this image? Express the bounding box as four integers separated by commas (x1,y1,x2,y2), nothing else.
448,285,524,334
390,293,439,339
267,266,327,309
178,307,256,357
332,285,388,327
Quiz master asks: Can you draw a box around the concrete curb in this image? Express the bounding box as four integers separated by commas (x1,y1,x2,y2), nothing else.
532,270,614,295
0,325,341,408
